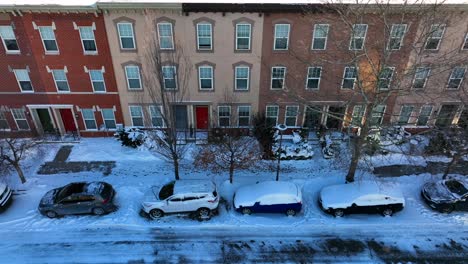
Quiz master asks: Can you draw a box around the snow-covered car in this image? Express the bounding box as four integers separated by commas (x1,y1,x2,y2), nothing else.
233,181,302,216
142,180,219,220
319,181,405,217
0,183,13,211
38,182,117,218
421,177,468,213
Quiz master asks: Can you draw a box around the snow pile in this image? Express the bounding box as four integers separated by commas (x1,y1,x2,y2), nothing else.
273,130,314,160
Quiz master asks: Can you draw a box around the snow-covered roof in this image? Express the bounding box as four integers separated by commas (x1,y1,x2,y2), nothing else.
234,181,301,207
84,182,106,194
173,180,216,195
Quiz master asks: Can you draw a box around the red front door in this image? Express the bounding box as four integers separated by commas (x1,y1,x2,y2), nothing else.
195,106,209,130
59,109,77,132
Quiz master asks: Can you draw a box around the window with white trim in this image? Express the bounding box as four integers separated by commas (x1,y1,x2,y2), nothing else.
266,105,279,126
398,105,414,125
235,66,249,90
447,67,465,89
129,106,143,127
197,23,212,50
274,24,290,50
388,24,407,50
306,67,321,89
351,105,365,126
463,33,468,50
378,67,395,90
125,66,142,90
81,109,97,130
0,26,19,53
218,106,231,127
79,26,97,53
149,105,164,127
0,111,9,130
424,24,445,50
369,105,386,127
312,24,329,50
285,106,299,127
412,67,430,89
11,108,29,130
157,23,174,50
236,24,251,50
89,70,106,92
199,66,213,90
271,66,286,89
162,66,177,90
117,23,135,49
13,69,33,92
349,24,367,50
417,105,433,126
238,106,251,127
38,26,58,52
342,67,357,89
101,108,116,129
51,69,70,92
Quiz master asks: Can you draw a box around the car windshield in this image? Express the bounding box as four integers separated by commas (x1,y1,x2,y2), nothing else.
445,180,468,196
56,183,85,202
159,181,175,200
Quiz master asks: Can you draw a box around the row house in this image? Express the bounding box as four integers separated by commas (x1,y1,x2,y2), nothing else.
0,4,123,138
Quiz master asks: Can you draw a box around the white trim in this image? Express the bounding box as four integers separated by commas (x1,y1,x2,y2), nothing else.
235,23,251,51
273,24,290,50
89,69,107,93
397,105,414,125
378,66,395,90
265,105,279,126
125,65,142,90
305,66,322,90
424,24,446,50
462,32,468,50
10,108,30,130
349,24,368,50
37,25,59,54
157,22,174,50
100,108,117,130
0,25,20,54
341,66,358,89
284,105,299,127
117,22,136,50
13,69,34,93
217,105,231,127
196,23,213,50
80,108,98,131
412,67,431,89
234,66,250,91
78,25,98,55
149,105,165,128
162,65,177,90
198,65,214,90
128,105,144,127
237,105,251,127
311,24,329,50
270,66,286,90
446,67,466,90
388,24,407,50
351,105,366,127
50,68,70,92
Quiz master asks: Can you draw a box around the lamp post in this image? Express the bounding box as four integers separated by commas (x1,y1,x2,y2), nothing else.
275,124,287,181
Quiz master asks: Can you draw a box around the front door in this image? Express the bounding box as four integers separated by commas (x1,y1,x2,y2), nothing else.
195,106,209,130
59,109,76,132
174,105,188,130
36,109,55,133
326,106,346,129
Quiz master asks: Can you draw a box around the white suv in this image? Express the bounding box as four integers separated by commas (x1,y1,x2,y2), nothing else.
142,180,219,220
0,183,13,211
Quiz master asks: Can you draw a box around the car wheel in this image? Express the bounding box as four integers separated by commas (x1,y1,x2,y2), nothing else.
149,209,164,219
286,209,296,216
241,208,252,215
382,208,393,217
334,209,345,217
197,208,211,219
46,210,58,218
439,205,454,214
92,207,105,216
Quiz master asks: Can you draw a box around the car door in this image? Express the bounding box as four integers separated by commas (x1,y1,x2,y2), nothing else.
56,195,82,215
75,194,97,214
183,195,200,212
353,195,379,214
165,195,185,213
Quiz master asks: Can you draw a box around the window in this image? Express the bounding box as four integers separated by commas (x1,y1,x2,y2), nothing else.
274,24,290,50
38,26,58,52
157,23,174,50
129,106,144,127
271,67,286,89
425,24,445,50
101,109,116,129
149,105,164,127
312,24,329,50
199,66,213,90
398,105,414,125
388,24,407,50
13,69,33,92
238,106,251,127
349,24,368,50
235,66,249,90
304,106,322,129
285,106,299,127
81,109,97,130
0,26,19,53
79,27,97,53
162,66,177,90
51,69,70,92
378,67,395,90
236,24,251,50
351,105,365,126
266,105,279,126
197,23,212,50
417,105,432,126
369,105,386,126
11,108,29,130
342,67,357,89
218,106,231,127
117,23,135,49
447,67,465,89
435,105,458,128
89,70,106,92
0,111,9,130
463,33,468,50
412,67,430,89
306,67,322,89
125,66,142,90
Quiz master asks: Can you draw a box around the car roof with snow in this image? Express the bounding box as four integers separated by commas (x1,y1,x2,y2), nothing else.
320,181,404,208
234,181,301,207
173,180,216,194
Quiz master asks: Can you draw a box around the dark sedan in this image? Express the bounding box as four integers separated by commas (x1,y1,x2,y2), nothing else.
38,182,117,218
421,178,468,213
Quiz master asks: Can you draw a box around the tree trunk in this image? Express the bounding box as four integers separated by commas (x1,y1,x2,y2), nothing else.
229,162,234,184
443,153,460,179
174,158,180,180
14,163,26,184
346,135,363,183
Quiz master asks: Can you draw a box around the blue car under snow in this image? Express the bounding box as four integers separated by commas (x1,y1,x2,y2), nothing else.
233,181,302,216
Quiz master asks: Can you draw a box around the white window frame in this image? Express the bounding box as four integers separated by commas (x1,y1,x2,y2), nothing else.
417,105,433,126
218,106,231,127
157,23,174,50
266,105,279,126
447,67,466,90
81,108,97,130
78,26,97,54
237,105,251,127
388,24,407,50
424,24,445,50
349,24,368,50
0,25,20,53
0,111,10,131
198,66,213,90
351,105,366,126
125,65,142,90
370,105,386,126
129,106,144,127
89,69,106,93
149,105,165,128
235,23,251,50
273,24,290,50
235,66,250,91
306,66,322,90
311,24,329,50
51,69,70,92
412,67,431,89
13,69,34,92
101,108,116,130
38,26,59,54
10,108,29,130
341,66,358,89
378,67,395,90
398,105,414,125
117,22,136,50
463,32,468,50
196,23,212,50
162,66,177,90
285,105,299,127
271,66,286,90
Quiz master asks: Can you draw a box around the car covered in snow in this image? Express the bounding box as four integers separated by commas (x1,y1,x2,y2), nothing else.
0,183,13,211
38,182,117,218
421,177,468,213
319,181,405,217
141,180,219,220
233,181,302,216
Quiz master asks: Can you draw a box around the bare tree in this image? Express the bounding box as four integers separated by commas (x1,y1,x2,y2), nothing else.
0,137,38,184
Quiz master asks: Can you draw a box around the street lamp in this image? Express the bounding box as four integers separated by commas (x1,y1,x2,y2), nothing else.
275,124,287,181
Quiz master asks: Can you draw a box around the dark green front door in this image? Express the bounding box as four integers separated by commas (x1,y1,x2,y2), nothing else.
37,109,55,133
